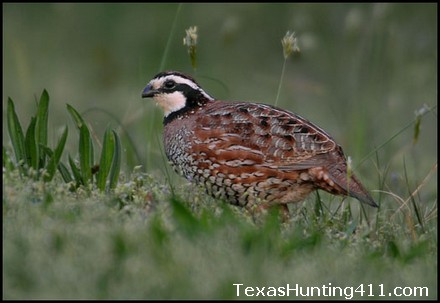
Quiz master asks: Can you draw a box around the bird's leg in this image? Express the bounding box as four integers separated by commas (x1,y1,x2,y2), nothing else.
278,204,290,222
247,203,290,223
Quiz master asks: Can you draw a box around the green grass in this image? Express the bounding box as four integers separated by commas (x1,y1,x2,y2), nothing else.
3,3,437,300
3,166,437,299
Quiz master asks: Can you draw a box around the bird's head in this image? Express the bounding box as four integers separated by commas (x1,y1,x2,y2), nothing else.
142,71,214,118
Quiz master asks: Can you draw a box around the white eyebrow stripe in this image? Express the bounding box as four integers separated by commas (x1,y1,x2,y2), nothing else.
153,75,215,101
157,75,199,90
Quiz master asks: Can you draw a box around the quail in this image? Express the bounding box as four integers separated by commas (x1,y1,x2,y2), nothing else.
141,71,378,210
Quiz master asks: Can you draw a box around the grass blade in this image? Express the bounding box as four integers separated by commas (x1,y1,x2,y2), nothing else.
39,145,53,157
7,98,27,174
357,104,436,168
97,127,115,191
3,147,15,172
35,89,49,166
158,3,183,71
403,158,425,232
170,195,199,237
66,103,86,130
108,130,121,190
44,126,68,182
79,124,93,185
69,155,83,185
25,116,39,171
41,145,69,184
57,162,73,183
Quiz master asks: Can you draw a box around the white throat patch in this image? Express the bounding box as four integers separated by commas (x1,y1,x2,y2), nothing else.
148,74,214,117
154,91,187,117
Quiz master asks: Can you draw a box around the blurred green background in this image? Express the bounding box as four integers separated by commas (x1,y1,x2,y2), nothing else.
3,3,437,200
3,4,437,300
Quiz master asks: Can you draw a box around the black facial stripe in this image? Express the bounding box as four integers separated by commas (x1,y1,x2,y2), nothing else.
162,84,210,125
176,83,198,97
160,83,205,102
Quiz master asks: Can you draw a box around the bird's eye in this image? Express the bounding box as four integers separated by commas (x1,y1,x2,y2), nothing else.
164,80,176,89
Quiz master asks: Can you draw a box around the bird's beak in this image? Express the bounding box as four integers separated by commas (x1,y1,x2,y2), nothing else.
142,83,159,98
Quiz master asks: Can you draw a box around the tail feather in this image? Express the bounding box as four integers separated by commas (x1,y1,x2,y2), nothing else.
345,174,378,207
327,164,378,208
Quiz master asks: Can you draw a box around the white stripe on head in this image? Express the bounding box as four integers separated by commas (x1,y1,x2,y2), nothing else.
151,74,214,101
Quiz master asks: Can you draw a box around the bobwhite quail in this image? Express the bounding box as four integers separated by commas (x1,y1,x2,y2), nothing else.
141,71,378,210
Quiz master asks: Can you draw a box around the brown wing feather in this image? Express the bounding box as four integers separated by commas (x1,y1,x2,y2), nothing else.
196,101,337,169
